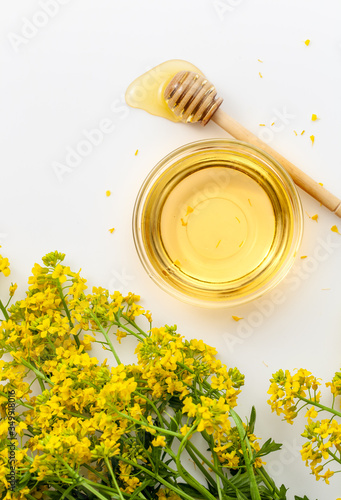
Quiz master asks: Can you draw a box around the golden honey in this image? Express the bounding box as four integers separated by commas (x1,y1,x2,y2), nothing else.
133,140,303,307
160,166,275,283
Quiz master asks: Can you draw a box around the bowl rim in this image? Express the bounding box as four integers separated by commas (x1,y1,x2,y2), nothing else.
132,138,304,308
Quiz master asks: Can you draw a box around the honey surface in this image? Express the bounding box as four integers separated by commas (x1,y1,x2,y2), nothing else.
160,167,276,283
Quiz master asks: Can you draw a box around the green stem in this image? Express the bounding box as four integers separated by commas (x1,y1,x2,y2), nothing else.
136,392,165,428
116,319,145,341
326,448,341,465
120,314,148,337
116,455,196,500
89,310,121,365
60,483,80,499
230,408,261,500
297,395,341,418
185,443,217,488
255,466,281,499
186,441,229,489
210,436,223,500
111,407,182,438
0,299,9,320
81,481,113,500
82,463,109,484
50,483,78,500
20,358,53,386
56,280,80,348
105,457,124,500
172,425,217,500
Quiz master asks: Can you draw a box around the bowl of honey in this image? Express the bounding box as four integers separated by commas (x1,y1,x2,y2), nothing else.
132,139,303,307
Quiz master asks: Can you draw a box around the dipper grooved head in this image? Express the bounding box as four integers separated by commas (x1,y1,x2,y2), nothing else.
164,71,223,126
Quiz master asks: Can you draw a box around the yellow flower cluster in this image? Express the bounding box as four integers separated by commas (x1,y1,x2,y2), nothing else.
268,368,321,424
0,252,290,499
268,368,341,485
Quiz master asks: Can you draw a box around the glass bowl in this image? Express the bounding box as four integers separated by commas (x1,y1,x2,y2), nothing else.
132,139,303,308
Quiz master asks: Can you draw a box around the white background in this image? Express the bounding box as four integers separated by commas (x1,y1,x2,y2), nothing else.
1,1,341,498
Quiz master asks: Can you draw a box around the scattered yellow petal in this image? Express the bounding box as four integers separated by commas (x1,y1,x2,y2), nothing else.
304,39,310,46
232,316,243,322
106,190,111,197
236,217,240,223
259,124,266,126
311,214,318,221
331,225,341,235
185,206,194,216
310,135,315,145
301,130,305,135
311,114,318,121
262,360,269,367
248,198,252,206
216,240,221,248
271,122,275,126
318,182,323,186
300,255,307,259
135,149,139,156
180,218,187,227
108,228,115,234
259,72,263,78
258,59,263,63
173,259,181,267
294,130,298,136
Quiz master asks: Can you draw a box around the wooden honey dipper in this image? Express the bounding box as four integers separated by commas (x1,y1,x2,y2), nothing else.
164,71,341,218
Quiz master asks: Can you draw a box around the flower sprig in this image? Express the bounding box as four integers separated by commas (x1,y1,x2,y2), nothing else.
268,368,341,484
0,251,312,499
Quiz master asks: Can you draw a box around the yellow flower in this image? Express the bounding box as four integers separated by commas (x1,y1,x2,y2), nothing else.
51,264,70,284
0,252,10,277
151,435,167,447
305,407,318,423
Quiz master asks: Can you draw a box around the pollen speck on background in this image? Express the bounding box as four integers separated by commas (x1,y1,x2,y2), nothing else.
232,316,243,322
311,214,318,222
106,190,111,197
331,225,340,235
135,149,139,156
311,114,319,121
304,39,310,46
108,228,115,234
310,135,315,145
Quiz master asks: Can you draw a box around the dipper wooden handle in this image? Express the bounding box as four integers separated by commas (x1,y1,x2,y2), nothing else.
164,71,341,218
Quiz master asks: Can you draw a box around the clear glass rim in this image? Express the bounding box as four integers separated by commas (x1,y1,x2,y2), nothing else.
132,138,304,308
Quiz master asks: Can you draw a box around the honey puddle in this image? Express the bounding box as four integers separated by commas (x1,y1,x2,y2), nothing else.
125,59,203,122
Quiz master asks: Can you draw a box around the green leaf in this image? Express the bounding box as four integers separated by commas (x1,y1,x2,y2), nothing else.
294,496,315,500
256,438,282,458
248,406,256,434
17,471,31,488
177,482,211,499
